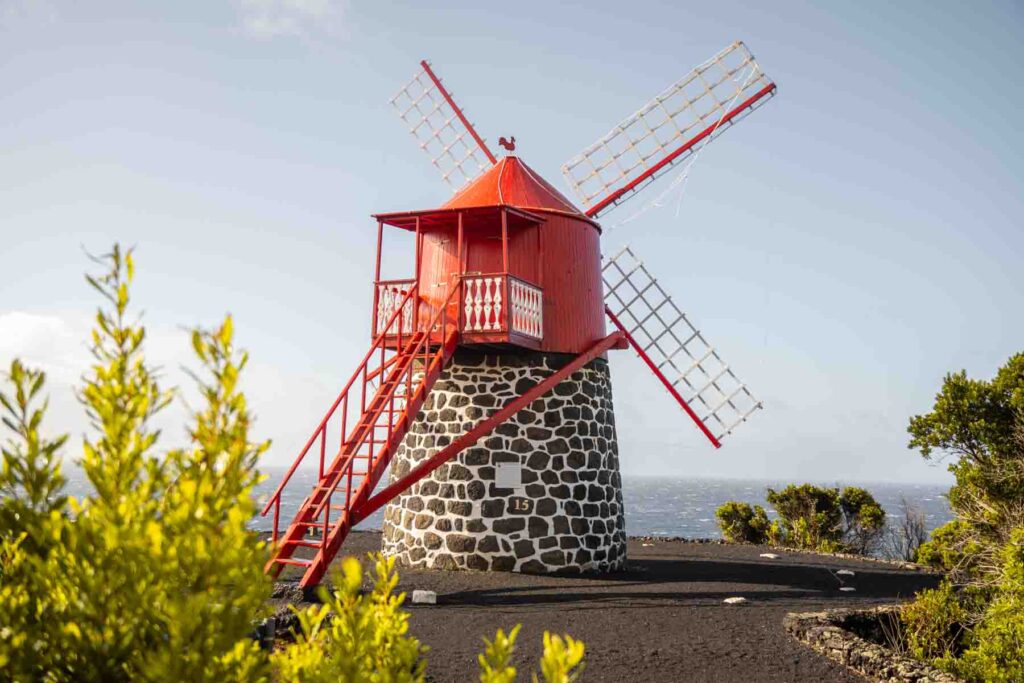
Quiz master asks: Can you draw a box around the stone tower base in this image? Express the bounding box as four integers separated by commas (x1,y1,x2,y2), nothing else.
381,349,626,574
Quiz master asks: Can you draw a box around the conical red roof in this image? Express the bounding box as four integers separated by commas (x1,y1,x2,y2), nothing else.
442,156,586,219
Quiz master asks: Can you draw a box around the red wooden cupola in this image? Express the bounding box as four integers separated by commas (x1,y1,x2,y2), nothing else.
372,156,607,354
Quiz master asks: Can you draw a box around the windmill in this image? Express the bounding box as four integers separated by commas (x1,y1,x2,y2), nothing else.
262,41,777,586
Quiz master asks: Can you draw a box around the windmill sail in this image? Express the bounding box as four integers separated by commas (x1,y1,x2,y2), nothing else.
563,41,776,219
391,60,497,191
603,245,762,447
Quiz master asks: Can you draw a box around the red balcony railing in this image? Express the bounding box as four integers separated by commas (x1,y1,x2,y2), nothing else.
372,274,543,343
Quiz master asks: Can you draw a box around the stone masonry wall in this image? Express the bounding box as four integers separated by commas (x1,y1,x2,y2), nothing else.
381,349,626,574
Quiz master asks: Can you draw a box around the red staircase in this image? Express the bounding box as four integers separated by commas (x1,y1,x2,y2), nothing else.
262,282,460,587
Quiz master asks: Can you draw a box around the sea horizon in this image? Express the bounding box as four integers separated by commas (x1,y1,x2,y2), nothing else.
60,466,952,546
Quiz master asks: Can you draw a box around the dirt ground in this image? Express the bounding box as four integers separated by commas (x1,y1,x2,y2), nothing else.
272,531,940,683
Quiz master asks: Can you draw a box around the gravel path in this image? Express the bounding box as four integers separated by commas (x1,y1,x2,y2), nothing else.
274,531,940,682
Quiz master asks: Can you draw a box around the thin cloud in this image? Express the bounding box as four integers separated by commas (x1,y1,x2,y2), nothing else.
0,0,57,29
232,0,346,40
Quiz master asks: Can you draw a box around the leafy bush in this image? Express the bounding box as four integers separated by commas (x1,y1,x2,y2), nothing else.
0,245,586,681
957,528,1024,683
270,555,427,682
477,622,585,683
716,484,885,554
767,484,843,550
715,501,770,544
838,486,887,555
0,246,270,681
901,581,968,667
902,352,1024,681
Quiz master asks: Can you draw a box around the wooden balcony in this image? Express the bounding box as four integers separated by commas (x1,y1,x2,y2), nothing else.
372,274,543,350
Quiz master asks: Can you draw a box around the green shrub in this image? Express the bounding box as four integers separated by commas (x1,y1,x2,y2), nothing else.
0,246,270,682
0,244,586,681
715,501,770,544
839,486,886,555
476,622,585,683
270,554,427,682
903,351,1024,681
956,528,1024,683
901,581,968,668
915,519,982,573
766,484,842,550
271,553,585,683
716,485,886,554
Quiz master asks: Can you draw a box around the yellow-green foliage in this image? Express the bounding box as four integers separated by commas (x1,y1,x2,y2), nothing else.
535,631,586,683
915,519,981,573
479,624,521,683
271,554,427,683
273,554,586,683
0,244,586,682
476,621,585,683
904,352,1024,681
957,528,1024,683
714,501,770,544
0,246,271,682
901,581,968,668
716,484,885,554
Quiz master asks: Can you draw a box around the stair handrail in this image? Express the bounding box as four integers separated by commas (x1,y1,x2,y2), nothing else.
260,283,420,518
308,277,464,519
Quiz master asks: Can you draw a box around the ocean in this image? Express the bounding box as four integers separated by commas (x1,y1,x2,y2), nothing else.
61,467,952,544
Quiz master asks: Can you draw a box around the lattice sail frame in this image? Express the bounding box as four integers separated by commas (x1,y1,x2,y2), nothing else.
390,61,495,191
603,246,762,443
564,41,776,217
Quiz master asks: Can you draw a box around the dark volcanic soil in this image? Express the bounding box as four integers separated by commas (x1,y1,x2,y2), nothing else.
272,531,940,683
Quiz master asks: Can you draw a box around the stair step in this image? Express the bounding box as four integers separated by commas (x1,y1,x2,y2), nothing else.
274,557,314,567
285,539,325,548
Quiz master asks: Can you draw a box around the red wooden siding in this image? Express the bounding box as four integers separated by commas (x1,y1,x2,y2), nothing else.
375,156,606,355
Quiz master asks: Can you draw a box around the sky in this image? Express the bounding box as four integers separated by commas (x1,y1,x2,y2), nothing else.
1,0,1021,485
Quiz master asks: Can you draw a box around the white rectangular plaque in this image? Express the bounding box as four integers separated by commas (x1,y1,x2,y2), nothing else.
495,462,523,491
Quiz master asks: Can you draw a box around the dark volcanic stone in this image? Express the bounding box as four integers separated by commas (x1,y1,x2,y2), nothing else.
447,465,472,481
492,517,526,534
536,498,557,516
481,499,505,517
446,501,472,516
541,550,566,566
467,481,486,500
514,540,535,559
446,534,476,553
520,559,547,574
528,517,549,538
526,451,549,469
478,535,500,553
490,555,515,571
465,554,489,571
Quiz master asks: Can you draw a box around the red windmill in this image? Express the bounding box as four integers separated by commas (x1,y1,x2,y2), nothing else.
263,42,777,586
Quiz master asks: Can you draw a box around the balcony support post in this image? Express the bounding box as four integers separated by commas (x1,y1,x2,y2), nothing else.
501,208,510,330
372,219,384,338
414,216,422,330
501,208,509,274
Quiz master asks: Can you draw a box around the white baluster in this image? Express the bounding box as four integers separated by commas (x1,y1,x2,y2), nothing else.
472,279,483,331
465,281,474,330
536,288,544,339
493,277,503,332
482,278,493,331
